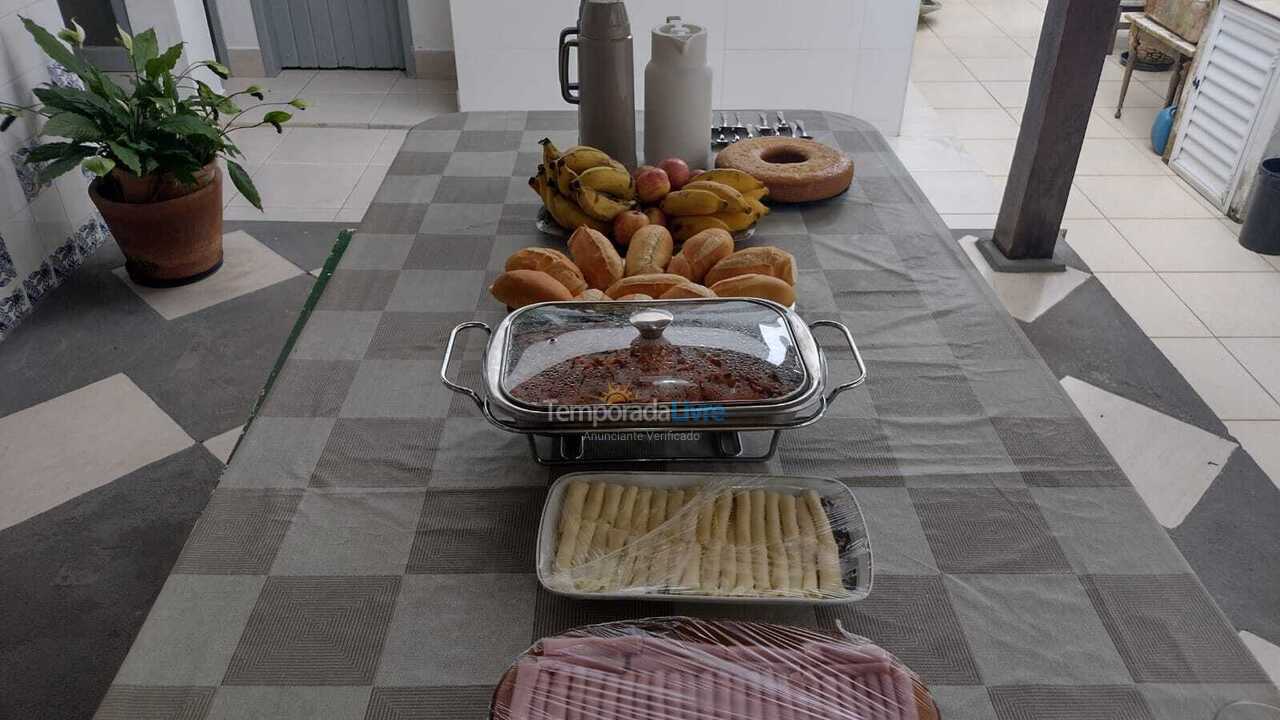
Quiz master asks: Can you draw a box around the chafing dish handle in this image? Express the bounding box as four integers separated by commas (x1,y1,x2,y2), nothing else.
440,321,492,410
809,320,868,403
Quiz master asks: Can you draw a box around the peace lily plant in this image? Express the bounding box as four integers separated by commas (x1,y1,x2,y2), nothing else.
0,19,307,285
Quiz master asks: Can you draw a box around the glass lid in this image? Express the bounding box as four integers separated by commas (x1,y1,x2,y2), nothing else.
499,299,807,408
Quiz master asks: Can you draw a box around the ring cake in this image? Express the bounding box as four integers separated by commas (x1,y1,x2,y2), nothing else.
716,137,854,203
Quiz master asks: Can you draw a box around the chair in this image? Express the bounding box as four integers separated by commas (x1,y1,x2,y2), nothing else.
1115,11,1198,118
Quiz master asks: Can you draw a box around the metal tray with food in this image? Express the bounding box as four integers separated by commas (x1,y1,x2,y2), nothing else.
535,471,873,604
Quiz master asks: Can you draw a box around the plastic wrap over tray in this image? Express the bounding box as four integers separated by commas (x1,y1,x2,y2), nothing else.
491,616,939,720
537,473,871,603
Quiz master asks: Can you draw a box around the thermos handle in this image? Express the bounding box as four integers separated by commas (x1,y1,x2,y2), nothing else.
558,26,580,105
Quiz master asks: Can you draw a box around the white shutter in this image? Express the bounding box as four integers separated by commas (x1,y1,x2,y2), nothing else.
1169,0,1280,210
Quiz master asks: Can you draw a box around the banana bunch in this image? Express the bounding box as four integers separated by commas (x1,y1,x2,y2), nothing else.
531,139,636,233
663,169,771,242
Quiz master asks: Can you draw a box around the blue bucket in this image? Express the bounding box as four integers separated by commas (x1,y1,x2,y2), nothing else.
1151,105,1176,155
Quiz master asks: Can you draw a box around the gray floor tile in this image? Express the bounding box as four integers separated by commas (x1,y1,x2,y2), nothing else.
172,489,303,574
387,152,450,176
207,686,370,720
359,204,432,235
376,574,536,686
115,575,266,686
463,111,525,130
340,234,416,269
364,687,493,720
312,418,441,487
373,175,442,205
911,488,1071,573
219,418,335,489
442,152,517,177
291,311,381,360
366,310,499,360
224,576,400,685
946,574,1132,685
432,176,511,204
1033,488,1191,575
455,130,521,151
224,221,348,273
406,488,543,573
400,130,460,153
271,491,424,575
339,360,453,418
94,686,216,720
260,360,360,418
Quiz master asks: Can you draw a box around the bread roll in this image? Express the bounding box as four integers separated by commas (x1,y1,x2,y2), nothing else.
568,226,624,290
490,269,573,308
605,273,689,299
667,228,734,283
575,288,610,301
624,225,674,277
660,283,715,300
705,246,797,287
505,247,587,295
616,293,654,301
710,273,796,306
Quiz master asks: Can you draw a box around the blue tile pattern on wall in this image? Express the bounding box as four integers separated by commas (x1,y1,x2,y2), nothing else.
0,288,30,338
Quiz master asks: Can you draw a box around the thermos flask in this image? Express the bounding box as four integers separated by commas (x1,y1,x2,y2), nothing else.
644,16,713,169
558,0,637,169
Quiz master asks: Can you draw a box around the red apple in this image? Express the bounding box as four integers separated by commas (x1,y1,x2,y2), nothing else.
643,207,667,228
612,210,649,247
635,167,671,204
633,164,658,179
658,158,691,190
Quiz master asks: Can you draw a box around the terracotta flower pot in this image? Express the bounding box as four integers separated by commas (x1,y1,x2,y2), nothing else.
90,165,224,287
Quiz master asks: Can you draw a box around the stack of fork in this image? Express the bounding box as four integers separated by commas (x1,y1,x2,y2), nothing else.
712,111,813,145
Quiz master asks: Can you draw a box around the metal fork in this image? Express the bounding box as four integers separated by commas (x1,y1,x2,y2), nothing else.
732,112,748,141
795,120,813,139
776,111,793,136
757,112,776,136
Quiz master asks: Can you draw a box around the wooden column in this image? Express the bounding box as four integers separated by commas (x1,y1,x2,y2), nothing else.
991,0,1122,262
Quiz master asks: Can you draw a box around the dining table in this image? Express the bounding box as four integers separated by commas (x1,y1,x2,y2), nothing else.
95,110,1279,720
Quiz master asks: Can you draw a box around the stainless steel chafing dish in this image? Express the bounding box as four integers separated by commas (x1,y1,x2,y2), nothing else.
440,298,866,464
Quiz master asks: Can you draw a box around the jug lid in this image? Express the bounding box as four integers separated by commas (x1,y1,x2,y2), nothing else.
579,0,631,39
654,16,706,40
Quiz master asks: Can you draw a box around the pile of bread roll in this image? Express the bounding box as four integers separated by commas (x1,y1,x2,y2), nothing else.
553,480,849,598
490,226,799,309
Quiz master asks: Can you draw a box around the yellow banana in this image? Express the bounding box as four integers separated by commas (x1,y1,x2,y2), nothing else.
558,145,614,174
546,187,610,234
539,137,560,169
555,162,578,197
529,173,548,204
574,165,635,199
747,197,770,216
669,215,730,242
689,168,765,194
573,184,634,222
709,209,759,233
744,186,770,203
683,180,752,215
661,188,729,217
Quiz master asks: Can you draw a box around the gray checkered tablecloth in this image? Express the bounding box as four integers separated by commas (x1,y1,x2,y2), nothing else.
97,111,1278,720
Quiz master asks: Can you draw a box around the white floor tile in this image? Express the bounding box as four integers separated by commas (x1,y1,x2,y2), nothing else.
114,231,303,320
372,93,459,127
1095,272,1211,337
1225,422,1280,492
235,163,366,209
981,81,1031,107
1240,631,1280,688
341,164,392,213
1061,376,1236,528
960,138,1017,175
223,206,340,222
1162,273,1280,337
940,36,1031,59
203,426,243,464
915,81,1000,109
940,214,998,229
1075,138,1167,176
266,128,389,165
1112,219,1274,272
1154,338,1280,420
1061,218,1151,272
291,92,380,126
1084,110,1127,139
390,76,458,94
1097,104,1161,139
0,374,194,530
913,171,1002,214
959,235,1091,321
911,57,977,82
962,57,1036,81
335,206,367,223
991,176,1102,219
888,136,982,172
898,105,957,138
372,129,409,164
1095,80,1166,111
1075,176,1215,220
224,126,288,165
223,69,314,102
923,7,1007,38
1222,339,1280,402
935,108,1021,139
304,69,403,94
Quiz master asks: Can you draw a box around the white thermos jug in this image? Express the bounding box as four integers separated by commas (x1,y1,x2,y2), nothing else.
644,17,712,169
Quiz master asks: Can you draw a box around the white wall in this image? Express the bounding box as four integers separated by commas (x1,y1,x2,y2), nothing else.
409,0,453,50
448,0,918,136
214,0,258,49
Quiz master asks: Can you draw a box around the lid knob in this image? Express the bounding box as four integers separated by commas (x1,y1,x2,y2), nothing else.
629,309,673,339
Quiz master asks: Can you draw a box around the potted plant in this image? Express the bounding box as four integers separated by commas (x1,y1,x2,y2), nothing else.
0,19,304,286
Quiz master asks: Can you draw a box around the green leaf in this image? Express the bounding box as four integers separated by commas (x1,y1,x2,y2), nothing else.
42,111,100,140
56,19,86,47
80,156,116,177
288,98,308,110
36,146,95,184
263,110,292,124
145,43,184,79
131,28,159,72
23,141,90,163
207,62,230,79
159,113,221,140
107,141,142,175
226,160,261,210
33,86,129,126
21,17,88,79
117,25,132,52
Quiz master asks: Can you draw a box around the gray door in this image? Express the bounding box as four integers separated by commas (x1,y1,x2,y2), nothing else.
263,0,406,70
58,0,131,71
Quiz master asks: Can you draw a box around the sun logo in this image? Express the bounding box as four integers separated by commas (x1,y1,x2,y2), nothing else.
599,383,635,404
